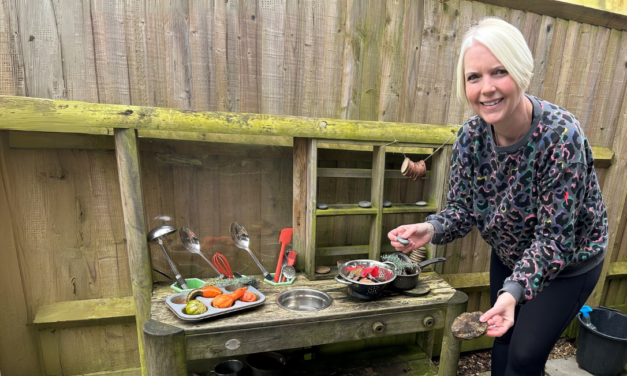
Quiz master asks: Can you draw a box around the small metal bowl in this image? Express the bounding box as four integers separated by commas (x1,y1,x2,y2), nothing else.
276,289,333,312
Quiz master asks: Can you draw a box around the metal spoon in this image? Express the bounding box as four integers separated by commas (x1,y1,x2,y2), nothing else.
147,225,188,290
229,222,274,281
178,226,227,278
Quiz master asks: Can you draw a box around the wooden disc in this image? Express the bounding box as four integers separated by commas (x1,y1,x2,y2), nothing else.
315,266,331,274
401,157,410,174
401,280,431,297
451,311,488,340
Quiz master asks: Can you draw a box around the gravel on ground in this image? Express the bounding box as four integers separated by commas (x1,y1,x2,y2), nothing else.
432,337,577,376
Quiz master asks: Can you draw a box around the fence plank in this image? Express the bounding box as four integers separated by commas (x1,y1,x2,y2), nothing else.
188,0,217,111
586,30,625,146
588,65,627,307
0,132,41,375
0,0,24,96
259,0,286,115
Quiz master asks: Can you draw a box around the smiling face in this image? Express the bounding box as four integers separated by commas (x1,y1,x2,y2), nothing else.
463,42,525,129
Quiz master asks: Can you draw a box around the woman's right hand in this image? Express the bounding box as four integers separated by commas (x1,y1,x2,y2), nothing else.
387,223,433,253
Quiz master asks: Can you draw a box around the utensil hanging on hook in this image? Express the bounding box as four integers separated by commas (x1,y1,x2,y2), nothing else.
229,222,274,281
147,225,188,290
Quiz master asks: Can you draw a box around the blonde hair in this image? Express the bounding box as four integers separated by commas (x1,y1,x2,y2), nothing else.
456,17,534,105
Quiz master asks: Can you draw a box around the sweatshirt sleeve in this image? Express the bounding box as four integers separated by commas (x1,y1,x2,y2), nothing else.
504,137,588,303
426,125,477,244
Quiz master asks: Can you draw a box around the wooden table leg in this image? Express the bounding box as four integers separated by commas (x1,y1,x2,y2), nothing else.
144,319,188,376
438,290,468,376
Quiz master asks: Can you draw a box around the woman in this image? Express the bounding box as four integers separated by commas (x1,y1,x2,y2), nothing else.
388,18,607,376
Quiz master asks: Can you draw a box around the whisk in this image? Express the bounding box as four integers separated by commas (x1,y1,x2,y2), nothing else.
212,252,234,279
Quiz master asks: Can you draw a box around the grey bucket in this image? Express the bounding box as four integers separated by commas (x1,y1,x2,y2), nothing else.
576,307,627,376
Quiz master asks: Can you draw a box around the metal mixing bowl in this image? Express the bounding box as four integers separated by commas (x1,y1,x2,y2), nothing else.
275,289,333,312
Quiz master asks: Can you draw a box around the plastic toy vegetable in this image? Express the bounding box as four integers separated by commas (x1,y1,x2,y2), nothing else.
240,291,257,302
186,286,222,302
185,300,208,315
212,287,248,309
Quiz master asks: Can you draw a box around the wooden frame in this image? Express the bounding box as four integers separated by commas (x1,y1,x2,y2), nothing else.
1,95,616,375
294,138,451,280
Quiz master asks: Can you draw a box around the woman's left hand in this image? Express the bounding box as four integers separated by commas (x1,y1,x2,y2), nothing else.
480,292,516,337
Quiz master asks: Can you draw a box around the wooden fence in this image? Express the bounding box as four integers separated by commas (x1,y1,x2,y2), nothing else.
1,0,627,375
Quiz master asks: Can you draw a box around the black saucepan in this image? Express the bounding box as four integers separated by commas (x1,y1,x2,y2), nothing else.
334,259,397,299
391,254,447,290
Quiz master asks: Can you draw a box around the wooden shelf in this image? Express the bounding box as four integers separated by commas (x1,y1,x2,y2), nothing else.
316,245,370,256
287,344,437,375
382,203,437,214
316,203,436,216
316,204,378,216
318,167,431,180
295,137,453,280
318,168,371,178
34,297,135,329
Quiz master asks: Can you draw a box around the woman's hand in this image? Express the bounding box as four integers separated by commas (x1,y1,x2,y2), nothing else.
480,292,516,337
387,223,432,253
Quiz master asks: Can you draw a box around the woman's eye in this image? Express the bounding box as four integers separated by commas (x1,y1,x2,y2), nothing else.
496,69,508,75
467,74,478,81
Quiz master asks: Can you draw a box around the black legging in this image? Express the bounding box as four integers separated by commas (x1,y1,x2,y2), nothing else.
490,250,603,376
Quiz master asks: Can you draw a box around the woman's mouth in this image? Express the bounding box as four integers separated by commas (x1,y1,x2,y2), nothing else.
481,98,503,107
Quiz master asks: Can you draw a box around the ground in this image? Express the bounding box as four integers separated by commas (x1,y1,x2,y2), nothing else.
432,337,577,376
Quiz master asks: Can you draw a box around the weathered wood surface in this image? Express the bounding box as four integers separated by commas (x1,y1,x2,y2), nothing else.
478,0,627,31
369,145,386,260
151,272,454,334
286,344,437,376
151,272,455,363
0,95,460,145
0,132,41,375
143,320,187,376
1,1,627,373
80,368,141,376
115,129,152,376
437,290,468,376
34,297,135,329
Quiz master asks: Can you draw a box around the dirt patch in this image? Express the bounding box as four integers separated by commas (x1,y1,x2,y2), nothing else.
432,337,577,376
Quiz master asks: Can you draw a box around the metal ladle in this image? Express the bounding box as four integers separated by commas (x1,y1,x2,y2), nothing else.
147,225,188,290
281,265,296,280
178,226,226,278
229,222,274,281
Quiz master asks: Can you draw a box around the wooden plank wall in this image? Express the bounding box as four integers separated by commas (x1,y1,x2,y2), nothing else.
1,0,627,374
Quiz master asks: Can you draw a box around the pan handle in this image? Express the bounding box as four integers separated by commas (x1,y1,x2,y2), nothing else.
334,275,352,285
417,257,447,269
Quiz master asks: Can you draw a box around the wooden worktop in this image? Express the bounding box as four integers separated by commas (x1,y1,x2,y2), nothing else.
150,272,456,334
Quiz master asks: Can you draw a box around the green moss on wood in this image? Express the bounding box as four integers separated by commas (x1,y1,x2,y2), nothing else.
0,95,460,145
34,297,135,329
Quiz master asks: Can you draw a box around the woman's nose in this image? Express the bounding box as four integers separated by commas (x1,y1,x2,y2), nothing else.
481,77,496,94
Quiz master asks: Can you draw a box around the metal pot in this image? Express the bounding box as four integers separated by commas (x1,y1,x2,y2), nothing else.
392,255,447,290
334,259,397,299
246,352,286,376
210,360,244,376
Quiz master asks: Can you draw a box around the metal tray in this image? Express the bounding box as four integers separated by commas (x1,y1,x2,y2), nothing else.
165,285,266,322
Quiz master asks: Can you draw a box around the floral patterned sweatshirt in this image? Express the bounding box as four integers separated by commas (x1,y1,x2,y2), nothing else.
427,95,607,304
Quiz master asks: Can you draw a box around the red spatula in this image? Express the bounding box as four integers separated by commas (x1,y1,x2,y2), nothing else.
274,228,293,282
